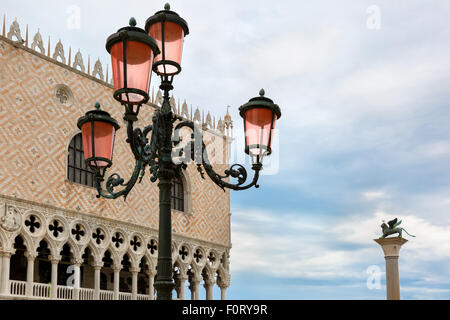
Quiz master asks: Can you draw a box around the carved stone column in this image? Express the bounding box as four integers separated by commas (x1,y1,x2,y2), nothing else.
112,265,121,300
217,275,230,300
130,267,140,300
25,251,38,297
374,237,408,300
93,264,103,300
189,276,201,300
71,258,83,300
204,278,215,300
49,255,61,300
0,252,12,295
174,274,188,300
0,254,2,293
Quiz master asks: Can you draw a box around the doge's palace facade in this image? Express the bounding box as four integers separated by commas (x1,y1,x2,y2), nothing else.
0,17,233,300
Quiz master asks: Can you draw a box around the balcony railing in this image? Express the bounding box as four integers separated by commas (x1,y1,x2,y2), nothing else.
10,280,26,296
118,292,132,300
57,285,73,300
32,283,51,299
99,289,114,300
8,280,151,300
79,288,95,300
137,293,151,300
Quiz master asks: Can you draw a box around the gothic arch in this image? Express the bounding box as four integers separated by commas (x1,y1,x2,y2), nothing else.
17,231,36,255
123,249,140,270
84,242,103,266
142,252,157,274
62,237,83,261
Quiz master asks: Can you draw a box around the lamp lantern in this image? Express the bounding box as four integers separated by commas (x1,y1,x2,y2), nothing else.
239,89,281,163
77,103,120,176
145,3,189,77
106,17,161,105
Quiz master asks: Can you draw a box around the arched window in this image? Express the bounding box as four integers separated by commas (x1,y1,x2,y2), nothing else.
171,175,184,212
67,133,95,187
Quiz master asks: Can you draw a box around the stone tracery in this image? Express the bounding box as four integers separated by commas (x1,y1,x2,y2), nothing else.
0,197,230,300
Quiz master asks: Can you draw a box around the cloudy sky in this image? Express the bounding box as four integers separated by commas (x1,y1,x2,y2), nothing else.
3,0,450,299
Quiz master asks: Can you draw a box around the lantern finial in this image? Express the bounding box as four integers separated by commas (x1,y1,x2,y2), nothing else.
259,89,265,97
164,3,171,10
95,102,101,110
129,17,137,27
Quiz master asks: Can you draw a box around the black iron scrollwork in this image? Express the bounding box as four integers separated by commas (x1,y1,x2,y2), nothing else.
93,90,262,200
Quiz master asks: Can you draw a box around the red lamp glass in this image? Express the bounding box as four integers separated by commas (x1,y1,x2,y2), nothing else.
106,18,161,105
239,90,281,162
77,103,120,174
145,3,189,76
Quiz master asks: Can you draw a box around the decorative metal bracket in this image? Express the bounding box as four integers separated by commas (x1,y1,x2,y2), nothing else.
92,87,262,200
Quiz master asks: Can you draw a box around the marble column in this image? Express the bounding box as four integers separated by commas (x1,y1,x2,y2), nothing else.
0,252,12,295
217,275,230,300
175,275,188,300
374,237,408,300
49,255,61,299
93,265,102,300
131,267,139,300
220,286,227,300
25,252,37,297
71,258,83,300
0,254,2,293
204,279,215,300
189,277,200,300
0,254,2,294
113,265,121,300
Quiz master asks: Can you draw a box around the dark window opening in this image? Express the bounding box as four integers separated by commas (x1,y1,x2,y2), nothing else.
68,133,95,187
171,176,184,212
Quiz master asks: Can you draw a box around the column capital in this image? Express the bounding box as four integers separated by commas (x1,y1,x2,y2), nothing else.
374,237,408,258
50,255,62,264
92,264,103,270
0,250,14,258
146,270,156,277
174,273,189,282
70,258,84,266
189,276,202,286
24,251,38,261
217,278,231,289
130,267,140,274
204,279,215,288
112,264,122,272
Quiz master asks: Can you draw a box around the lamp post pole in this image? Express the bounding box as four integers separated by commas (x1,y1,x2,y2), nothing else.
154,88,176,299
76,4,281,300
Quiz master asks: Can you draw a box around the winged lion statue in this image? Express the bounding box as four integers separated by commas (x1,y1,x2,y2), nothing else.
380,218,415,239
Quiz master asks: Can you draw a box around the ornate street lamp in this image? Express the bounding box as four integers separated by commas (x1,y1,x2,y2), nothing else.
77,3,281,300
240,89,281,164
106,17,160,113
145,3,189,77
77,102,120,178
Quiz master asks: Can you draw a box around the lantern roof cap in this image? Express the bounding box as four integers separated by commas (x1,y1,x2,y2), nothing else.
106,18,161,55
239,89,281,120
145,4,190,36
77,102,120,130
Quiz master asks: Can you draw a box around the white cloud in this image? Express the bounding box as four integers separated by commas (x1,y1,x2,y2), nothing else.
362,191,389,201
335,51,450,111
231,208,450,296
246,29,343,80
